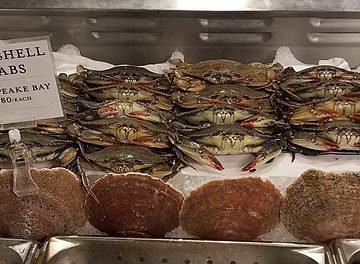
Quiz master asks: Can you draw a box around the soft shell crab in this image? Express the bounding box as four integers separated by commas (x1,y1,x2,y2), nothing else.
69,116,224,171
289,98,360,125
176,104,280,128
79,144,182,179
186,125,284,172
280,65,360,87
69,116,172,148
0,131,77,168
279,81,360,105
74,99,174,123
172,84,273,109
73,65,170,91
169,59,283,91
75,83,174,110
288,121,360,153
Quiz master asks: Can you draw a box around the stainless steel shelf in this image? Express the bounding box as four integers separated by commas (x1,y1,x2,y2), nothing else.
2,0,360,67
0,0,359,12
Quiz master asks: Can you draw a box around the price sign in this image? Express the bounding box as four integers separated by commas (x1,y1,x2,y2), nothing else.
0,37,64,125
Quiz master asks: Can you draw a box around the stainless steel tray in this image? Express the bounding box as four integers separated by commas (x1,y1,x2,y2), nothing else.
36,236,334,264
0,238,38,264
333,239,360,264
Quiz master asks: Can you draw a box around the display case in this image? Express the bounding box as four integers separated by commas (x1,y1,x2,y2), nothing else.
1,1,360,263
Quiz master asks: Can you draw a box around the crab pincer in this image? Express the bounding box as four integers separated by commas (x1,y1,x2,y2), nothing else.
241,140,283,172
290,106,338,125
170,137,224,171
350,112,360,121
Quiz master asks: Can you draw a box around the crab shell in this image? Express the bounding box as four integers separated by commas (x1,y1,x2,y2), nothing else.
85,172,184,237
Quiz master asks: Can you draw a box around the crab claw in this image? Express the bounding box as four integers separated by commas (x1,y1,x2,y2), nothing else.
68,123,119,146
350,112,360,121
98,105,118,118
137,97,173,111
344,91,360,97
241,140,283,172
232,100,258,109
314,107,338,116
291,107,338,124
131,136,170,148
127,111,163,124
241,114,278,128
170,138,224,171
128,111,151,118
291,132,340,151
316,138,340,151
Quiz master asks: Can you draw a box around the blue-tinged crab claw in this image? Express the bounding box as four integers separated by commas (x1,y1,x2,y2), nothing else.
241,140,283,172
170,137,224,171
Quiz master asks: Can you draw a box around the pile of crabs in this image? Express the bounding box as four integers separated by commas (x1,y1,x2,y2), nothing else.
1,59,360,180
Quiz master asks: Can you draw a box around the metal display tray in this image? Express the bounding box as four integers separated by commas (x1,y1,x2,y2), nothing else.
333,239,360,264
0,238,38,264
36,236,335,264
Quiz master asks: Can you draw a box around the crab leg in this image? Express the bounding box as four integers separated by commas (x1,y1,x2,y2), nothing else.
240,114,281,128
290,107,338,125
241,140,283,172
67,123,119,146
131,135,171,148
350,112,360,121
343,91,360,97
291,137,340,151
169,137,224,171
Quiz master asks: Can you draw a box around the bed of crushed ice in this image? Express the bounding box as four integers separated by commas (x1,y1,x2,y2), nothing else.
56,44,360,242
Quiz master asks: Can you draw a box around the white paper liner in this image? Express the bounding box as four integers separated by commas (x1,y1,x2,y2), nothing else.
54,44,360,242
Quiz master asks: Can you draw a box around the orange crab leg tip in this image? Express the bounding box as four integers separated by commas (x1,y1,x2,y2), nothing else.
207,156,224,171
213,160,225,171
350,113,360,120
131,137,153,145
315,107,338,115
317,138,340,150
241,161,256,172
233,101,254,108
128,111,151,117
207,98,226,105
137,98,154,104
344,91,360,97
240,118,256,128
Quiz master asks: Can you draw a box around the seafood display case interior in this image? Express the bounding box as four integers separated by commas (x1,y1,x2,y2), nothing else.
2,0,360,262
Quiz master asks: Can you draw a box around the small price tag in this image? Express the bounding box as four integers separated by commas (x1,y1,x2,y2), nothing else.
0,36,64,125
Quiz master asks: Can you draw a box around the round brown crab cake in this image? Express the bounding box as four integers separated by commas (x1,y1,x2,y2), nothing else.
281,169,360,242
85,172,184,237
179,177,282,241
0,168,86,240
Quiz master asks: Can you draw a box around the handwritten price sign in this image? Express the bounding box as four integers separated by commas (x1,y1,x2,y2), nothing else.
0,37,64,125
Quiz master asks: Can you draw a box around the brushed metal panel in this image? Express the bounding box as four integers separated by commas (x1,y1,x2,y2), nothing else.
90,31,161,44
308,33,360,44
36,236,334,264
332,239,360,264
199,32,271,44
1,0,360,12
0,238,38,264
